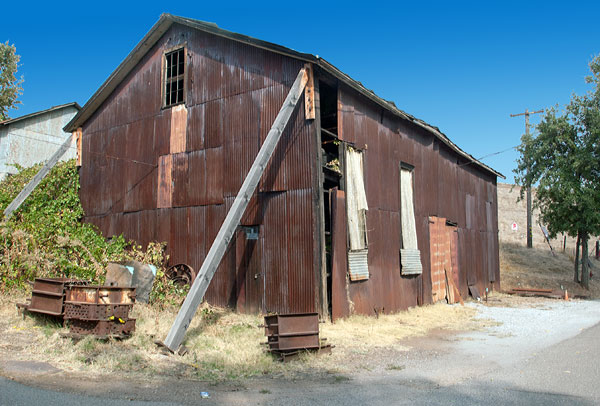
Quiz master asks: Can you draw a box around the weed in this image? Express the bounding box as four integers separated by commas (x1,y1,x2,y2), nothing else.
386,364,406,371
80,337,97,353
332,375,350,383
259,389,271,394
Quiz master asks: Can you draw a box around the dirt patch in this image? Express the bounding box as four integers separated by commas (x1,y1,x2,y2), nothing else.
500,242,600,299
0,293,487,384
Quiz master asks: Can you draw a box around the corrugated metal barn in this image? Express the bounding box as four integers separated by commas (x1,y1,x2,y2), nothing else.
65,14,503,319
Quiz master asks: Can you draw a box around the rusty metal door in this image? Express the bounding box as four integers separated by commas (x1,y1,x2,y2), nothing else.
235,227,263,313
449,224,459,289
429,216,447,302
331,189,350,321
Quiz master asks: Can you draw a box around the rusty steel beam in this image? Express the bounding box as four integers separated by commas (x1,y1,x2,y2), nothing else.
162,66,311,352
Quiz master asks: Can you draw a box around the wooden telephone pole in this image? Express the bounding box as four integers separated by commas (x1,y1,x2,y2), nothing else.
510,108,544,248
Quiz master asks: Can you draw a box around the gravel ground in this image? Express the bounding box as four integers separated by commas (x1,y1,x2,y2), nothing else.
458,299,600,366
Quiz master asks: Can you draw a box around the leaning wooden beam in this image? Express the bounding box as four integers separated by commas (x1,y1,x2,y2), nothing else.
3,134,74,218
163,66,310,352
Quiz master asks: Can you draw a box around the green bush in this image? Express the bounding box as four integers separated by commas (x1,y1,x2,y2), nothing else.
0,160,184,305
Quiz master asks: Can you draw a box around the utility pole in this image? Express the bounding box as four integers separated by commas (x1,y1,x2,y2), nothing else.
511,108,544,249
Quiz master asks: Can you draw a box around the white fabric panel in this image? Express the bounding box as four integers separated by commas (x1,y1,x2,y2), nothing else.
346,147,368,251
401,168,418,250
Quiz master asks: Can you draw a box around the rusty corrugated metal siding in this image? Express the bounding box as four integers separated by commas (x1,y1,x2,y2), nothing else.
337,83,499,314
80,24,317,314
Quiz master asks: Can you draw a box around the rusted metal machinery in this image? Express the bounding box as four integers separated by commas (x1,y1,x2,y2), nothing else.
165,263,197,287
18,278,137,338
17,278,86,316
262,313,331,361
63,285,137,338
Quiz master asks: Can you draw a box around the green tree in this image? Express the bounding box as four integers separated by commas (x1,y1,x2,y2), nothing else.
515,55,600,289
0,41,24,121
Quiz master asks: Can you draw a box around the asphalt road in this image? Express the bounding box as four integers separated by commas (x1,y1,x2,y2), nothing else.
2,301,600,405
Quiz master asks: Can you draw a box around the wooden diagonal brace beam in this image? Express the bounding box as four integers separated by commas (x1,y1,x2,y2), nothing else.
3,133,75,218
162,66,310,352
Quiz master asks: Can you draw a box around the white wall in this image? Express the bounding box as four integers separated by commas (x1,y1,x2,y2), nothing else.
0,106,78,180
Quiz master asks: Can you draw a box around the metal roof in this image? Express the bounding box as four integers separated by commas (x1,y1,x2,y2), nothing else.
1,102,81,127
63,14,503,179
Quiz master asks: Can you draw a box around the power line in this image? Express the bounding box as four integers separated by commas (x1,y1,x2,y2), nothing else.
459,144,521,167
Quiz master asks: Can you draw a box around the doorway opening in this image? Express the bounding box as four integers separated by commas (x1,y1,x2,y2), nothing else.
319,80,341,316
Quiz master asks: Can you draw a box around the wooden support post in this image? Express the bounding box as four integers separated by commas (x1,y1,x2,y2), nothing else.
73,127,82,167
162,67,310,352
4,134,74,218
304,64,315,120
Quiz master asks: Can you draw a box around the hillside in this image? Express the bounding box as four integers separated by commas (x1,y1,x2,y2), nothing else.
500,242,600,299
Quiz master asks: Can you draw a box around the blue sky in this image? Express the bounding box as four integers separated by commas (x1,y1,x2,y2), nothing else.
3,1,599,183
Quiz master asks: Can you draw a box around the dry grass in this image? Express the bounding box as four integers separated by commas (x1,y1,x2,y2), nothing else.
322,303,479,350
0,293,485,382
500,242,600,299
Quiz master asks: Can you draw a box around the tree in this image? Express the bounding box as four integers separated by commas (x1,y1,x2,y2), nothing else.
0,41,24,121
515,54,600,289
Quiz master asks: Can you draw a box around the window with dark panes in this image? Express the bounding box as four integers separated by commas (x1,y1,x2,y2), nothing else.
164,48,185,107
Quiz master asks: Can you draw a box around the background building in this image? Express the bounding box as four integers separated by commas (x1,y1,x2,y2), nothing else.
0,103,80,180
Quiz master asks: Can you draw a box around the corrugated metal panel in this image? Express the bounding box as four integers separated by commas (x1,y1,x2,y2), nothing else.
169,207,189,267
348,250,369,281
171,152,188,207
235,227,263,313
204,204,231,308
186,104,204,151
400,249,423,275
286,189,315,313
186,149,206,206
203,100,223,149
223,91,260,197
331,189,350,321
428,217,446,302
205,147,224,204
263,191,289,313
185,205,206,276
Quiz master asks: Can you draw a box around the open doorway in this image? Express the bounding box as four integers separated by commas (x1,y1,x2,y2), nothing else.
319,80,342,317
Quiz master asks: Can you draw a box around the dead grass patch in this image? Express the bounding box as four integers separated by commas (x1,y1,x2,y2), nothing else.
0,294,487,383
500,242,600,299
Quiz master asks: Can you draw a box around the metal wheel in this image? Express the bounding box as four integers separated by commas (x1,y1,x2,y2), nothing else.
165,264,197,286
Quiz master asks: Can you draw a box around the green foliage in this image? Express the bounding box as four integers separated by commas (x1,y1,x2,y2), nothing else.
0,160,181,305
0,160,128,289
0,41,23,121
514,55,600,288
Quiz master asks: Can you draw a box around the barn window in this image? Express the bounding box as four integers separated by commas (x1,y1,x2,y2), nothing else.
345,146,369,281
164,47,186,107
400,164,423,275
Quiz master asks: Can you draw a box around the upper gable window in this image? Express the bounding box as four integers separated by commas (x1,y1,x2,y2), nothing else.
164,47,186,107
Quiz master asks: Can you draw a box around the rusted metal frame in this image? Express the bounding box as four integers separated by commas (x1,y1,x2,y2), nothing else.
163,67,311,352
263,313,320,351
